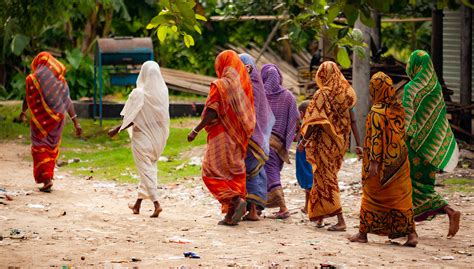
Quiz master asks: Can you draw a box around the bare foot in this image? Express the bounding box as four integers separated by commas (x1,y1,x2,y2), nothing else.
316,220,324,228
150,207,162,218
39,180,53,193
243,213,259,221
447,210,461,238
328,224,346,232
404,233,418,247
349,232,368,243
128,203,140,215
301,207,308,214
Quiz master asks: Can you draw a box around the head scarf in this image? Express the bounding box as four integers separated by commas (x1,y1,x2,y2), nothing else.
302,61,356,153
26,52,71,139
403,50,458,171
261,63,299,151
120,61,170,155
239,53,275,156
209,50,255,150
261,64,285,96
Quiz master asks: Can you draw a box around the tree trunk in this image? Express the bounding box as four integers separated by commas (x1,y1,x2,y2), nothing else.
351,19,371,151
371,11,381,51
102,9,113,38
431,8,443,83
460,3,472,135
279,24,293,63
81,1,99,54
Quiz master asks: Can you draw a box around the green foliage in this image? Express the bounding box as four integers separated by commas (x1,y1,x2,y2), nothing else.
64,49,95,99
146,0,207,48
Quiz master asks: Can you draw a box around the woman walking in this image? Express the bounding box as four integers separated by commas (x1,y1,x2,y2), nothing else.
300,61,359,231
239,53,275,221
403,50,461,237
261,63,299,219
19,52,82,192
108,61,170,218
350,72,418,246
188,50,255,226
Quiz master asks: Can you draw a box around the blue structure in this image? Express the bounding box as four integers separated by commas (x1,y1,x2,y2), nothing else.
93,37,154,125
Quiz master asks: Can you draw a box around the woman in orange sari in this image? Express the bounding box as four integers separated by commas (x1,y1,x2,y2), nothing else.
300,61,360,231
188,50,255,226
350,72,417,247
18,52,82,192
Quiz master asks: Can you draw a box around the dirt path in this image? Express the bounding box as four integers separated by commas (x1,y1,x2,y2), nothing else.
0,142,473,268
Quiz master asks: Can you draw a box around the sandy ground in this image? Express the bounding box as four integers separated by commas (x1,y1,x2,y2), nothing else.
0,141,473,268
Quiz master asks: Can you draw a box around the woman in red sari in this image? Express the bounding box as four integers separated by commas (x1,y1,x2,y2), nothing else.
188,50,255,226
18,52,82,192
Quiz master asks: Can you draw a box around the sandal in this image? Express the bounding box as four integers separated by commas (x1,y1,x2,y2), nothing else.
39,181,53,193
268,211,290,219
231,199,247,224
327,225,346,232
218,220,237,226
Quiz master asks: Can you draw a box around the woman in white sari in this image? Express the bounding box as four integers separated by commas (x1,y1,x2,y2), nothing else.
108,61,170,217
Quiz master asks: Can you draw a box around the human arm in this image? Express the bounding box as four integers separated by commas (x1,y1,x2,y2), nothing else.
18,98,28,123
187,108,217,142
66,101,82,137
350,109,363,158
108,122,133,138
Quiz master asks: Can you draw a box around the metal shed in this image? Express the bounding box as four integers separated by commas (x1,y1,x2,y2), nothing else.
94,37,154,125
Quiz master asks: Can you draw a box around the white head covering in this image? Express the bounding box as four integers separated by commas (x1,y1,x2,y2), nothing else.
120,61,170,157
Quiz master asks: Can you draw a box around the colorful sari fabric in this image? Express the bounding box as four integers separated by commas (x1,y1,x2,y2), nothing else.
403,50,459,221
202,50,255,213
359,72,416,238
261,64,299,208
26,52,71,184
301,61,356,221
239,53,275,209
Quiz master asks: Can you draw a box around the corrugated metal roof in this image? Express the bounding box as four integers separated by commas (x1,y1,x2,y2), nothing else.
443,9,474,102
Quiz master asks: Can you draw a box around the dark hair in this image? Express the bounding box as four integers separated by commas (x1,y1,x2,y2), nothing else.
298,100,310,112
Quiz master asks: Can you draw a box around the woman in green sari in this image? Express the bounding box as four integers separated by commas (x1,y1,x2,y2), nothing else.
403,50,461,238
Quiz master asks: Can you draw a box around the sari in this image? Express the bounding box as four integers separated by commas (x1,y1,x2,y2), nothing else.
359,72,416,238
301,61,356,221
403,50,459,221
120,61,170,202
26,52,72,184
202,50,256,213
261,64,299,208
239,53,275,209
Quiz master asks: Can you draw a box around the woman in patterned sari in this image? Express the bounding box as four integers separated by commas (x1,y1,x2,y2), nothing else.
350,72,417,247
261,63,299,219
239,53,275,221
18,52,82,192
300,61,359,231
403,50,461,237
188,50,255,226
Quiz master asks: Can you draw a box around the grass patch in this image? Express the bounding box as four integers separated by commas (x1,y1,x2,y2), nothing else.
442,178,474,193
0,102,206,183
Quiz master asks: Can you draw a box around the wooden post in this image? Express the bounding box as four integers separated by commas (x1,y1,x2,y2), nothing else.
431,8,444,82
351,19,371,151
460,4,472,133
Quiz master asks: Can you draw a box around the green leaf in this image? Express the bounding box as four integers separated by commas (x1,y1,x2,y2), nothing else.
171,25,178,32
183,34,195,48
10,34,29,56
147,15,166,29
157,25,168,42
337,28,349,39
337,46,351,68
343,5,359,26
354,45,367,59
160,0,170,9
193,25,201,34
326,4,340,22
359,5,375,28
176,1,196,24
195,14,207,22
66,49,83,70
409,0,417,5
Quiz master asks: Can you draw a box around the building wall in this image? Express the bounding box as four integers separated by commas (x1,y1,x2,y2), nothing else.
443,9,474,102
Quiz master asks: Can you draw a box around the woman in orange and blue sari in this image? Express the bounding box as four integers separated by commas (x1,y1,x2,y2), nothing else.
188,50,255,226
349,72,417,247
18,52,82,192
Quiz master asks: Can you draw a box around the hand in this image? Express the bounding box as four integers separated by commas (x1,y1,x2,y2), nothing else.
355,146,363,160
16,112,27,123
297,141,305,152
368,161,379,179
107,127,119,138
187,129,198,142
74,122,83,137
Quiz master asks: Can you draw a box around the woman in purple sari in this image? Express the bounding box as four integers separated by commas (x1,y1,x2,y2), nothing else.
261,64,299,219
239,54,275,221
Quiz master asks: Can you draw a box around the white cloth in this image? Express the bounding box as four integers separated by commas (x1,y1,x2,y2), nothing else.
120,61,170,201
